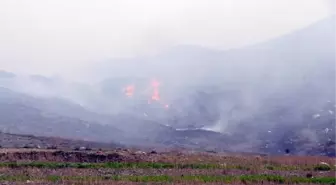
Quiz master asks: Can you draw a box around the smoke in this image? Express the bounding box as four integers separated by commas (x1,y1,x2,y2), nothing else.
0,1,334,154
0,0,333,81
325,0,336,13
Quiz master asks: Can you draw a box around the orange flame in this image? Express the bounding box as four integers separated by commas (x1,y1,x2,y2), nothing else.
151,79,160,101
124,85,134,97
122,79,171,109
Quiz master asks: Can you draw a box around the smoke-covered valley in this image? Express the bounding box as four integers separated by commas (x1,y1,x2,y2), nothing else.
0,16,335,156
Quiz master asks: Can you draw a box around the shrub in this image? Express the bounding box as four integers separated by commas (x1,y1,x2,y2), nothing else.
314,164,331,171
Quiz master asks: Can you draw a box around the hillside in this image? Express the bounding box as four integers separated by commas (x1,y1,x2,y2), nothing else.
0,132,121,149
93,16,336,156
0,87,125,143
0,87,235,152
0,17,334,156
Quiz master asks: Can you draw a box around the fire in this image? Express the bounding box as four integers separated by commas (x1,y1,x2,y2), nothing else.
122,79,171,109
151,89,160,101
124,85,134,97
151,79,160,101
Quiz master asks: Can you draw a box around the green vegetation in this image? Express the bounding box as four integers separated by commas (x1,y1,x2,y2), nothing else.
314,164,332,171
0,174,333,184
0,151,334,184
0,161,334,171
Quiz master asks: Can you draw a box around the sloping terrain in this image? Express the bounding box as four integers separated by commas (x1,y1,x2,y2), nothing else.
0,87,233,151
0,87,125,143
0,132,121,149
0,17,334,156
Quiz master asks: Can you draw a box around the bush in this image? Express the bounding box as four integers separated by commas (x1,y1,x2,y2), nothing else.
314,164,331,171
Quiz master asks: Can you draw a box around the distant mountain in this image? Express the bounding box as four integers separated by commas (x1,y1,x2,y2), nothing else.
95,16,334,111
0,70,16,78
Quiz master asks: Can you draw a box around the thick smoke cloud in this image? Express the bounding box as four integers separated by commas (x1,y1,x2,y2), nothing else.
325,0,336,12
0,0,333,81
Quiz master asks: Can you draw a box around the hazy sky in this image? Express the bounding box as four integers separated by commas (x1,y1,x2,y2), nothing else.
0,0,334,80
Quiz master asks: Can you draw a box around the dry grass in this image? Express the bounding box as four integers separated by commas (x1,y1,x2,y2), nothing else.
0,149,334,184
0,167,334,177
0,149,334,165
3,181,331,185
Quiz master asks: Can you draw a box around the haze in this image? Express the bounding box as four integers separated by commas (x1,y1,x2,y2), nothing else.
0,0,334,81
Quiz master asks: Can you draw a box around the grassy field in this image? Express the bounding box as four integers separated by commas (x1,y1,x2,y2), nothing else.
0,149,334,185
